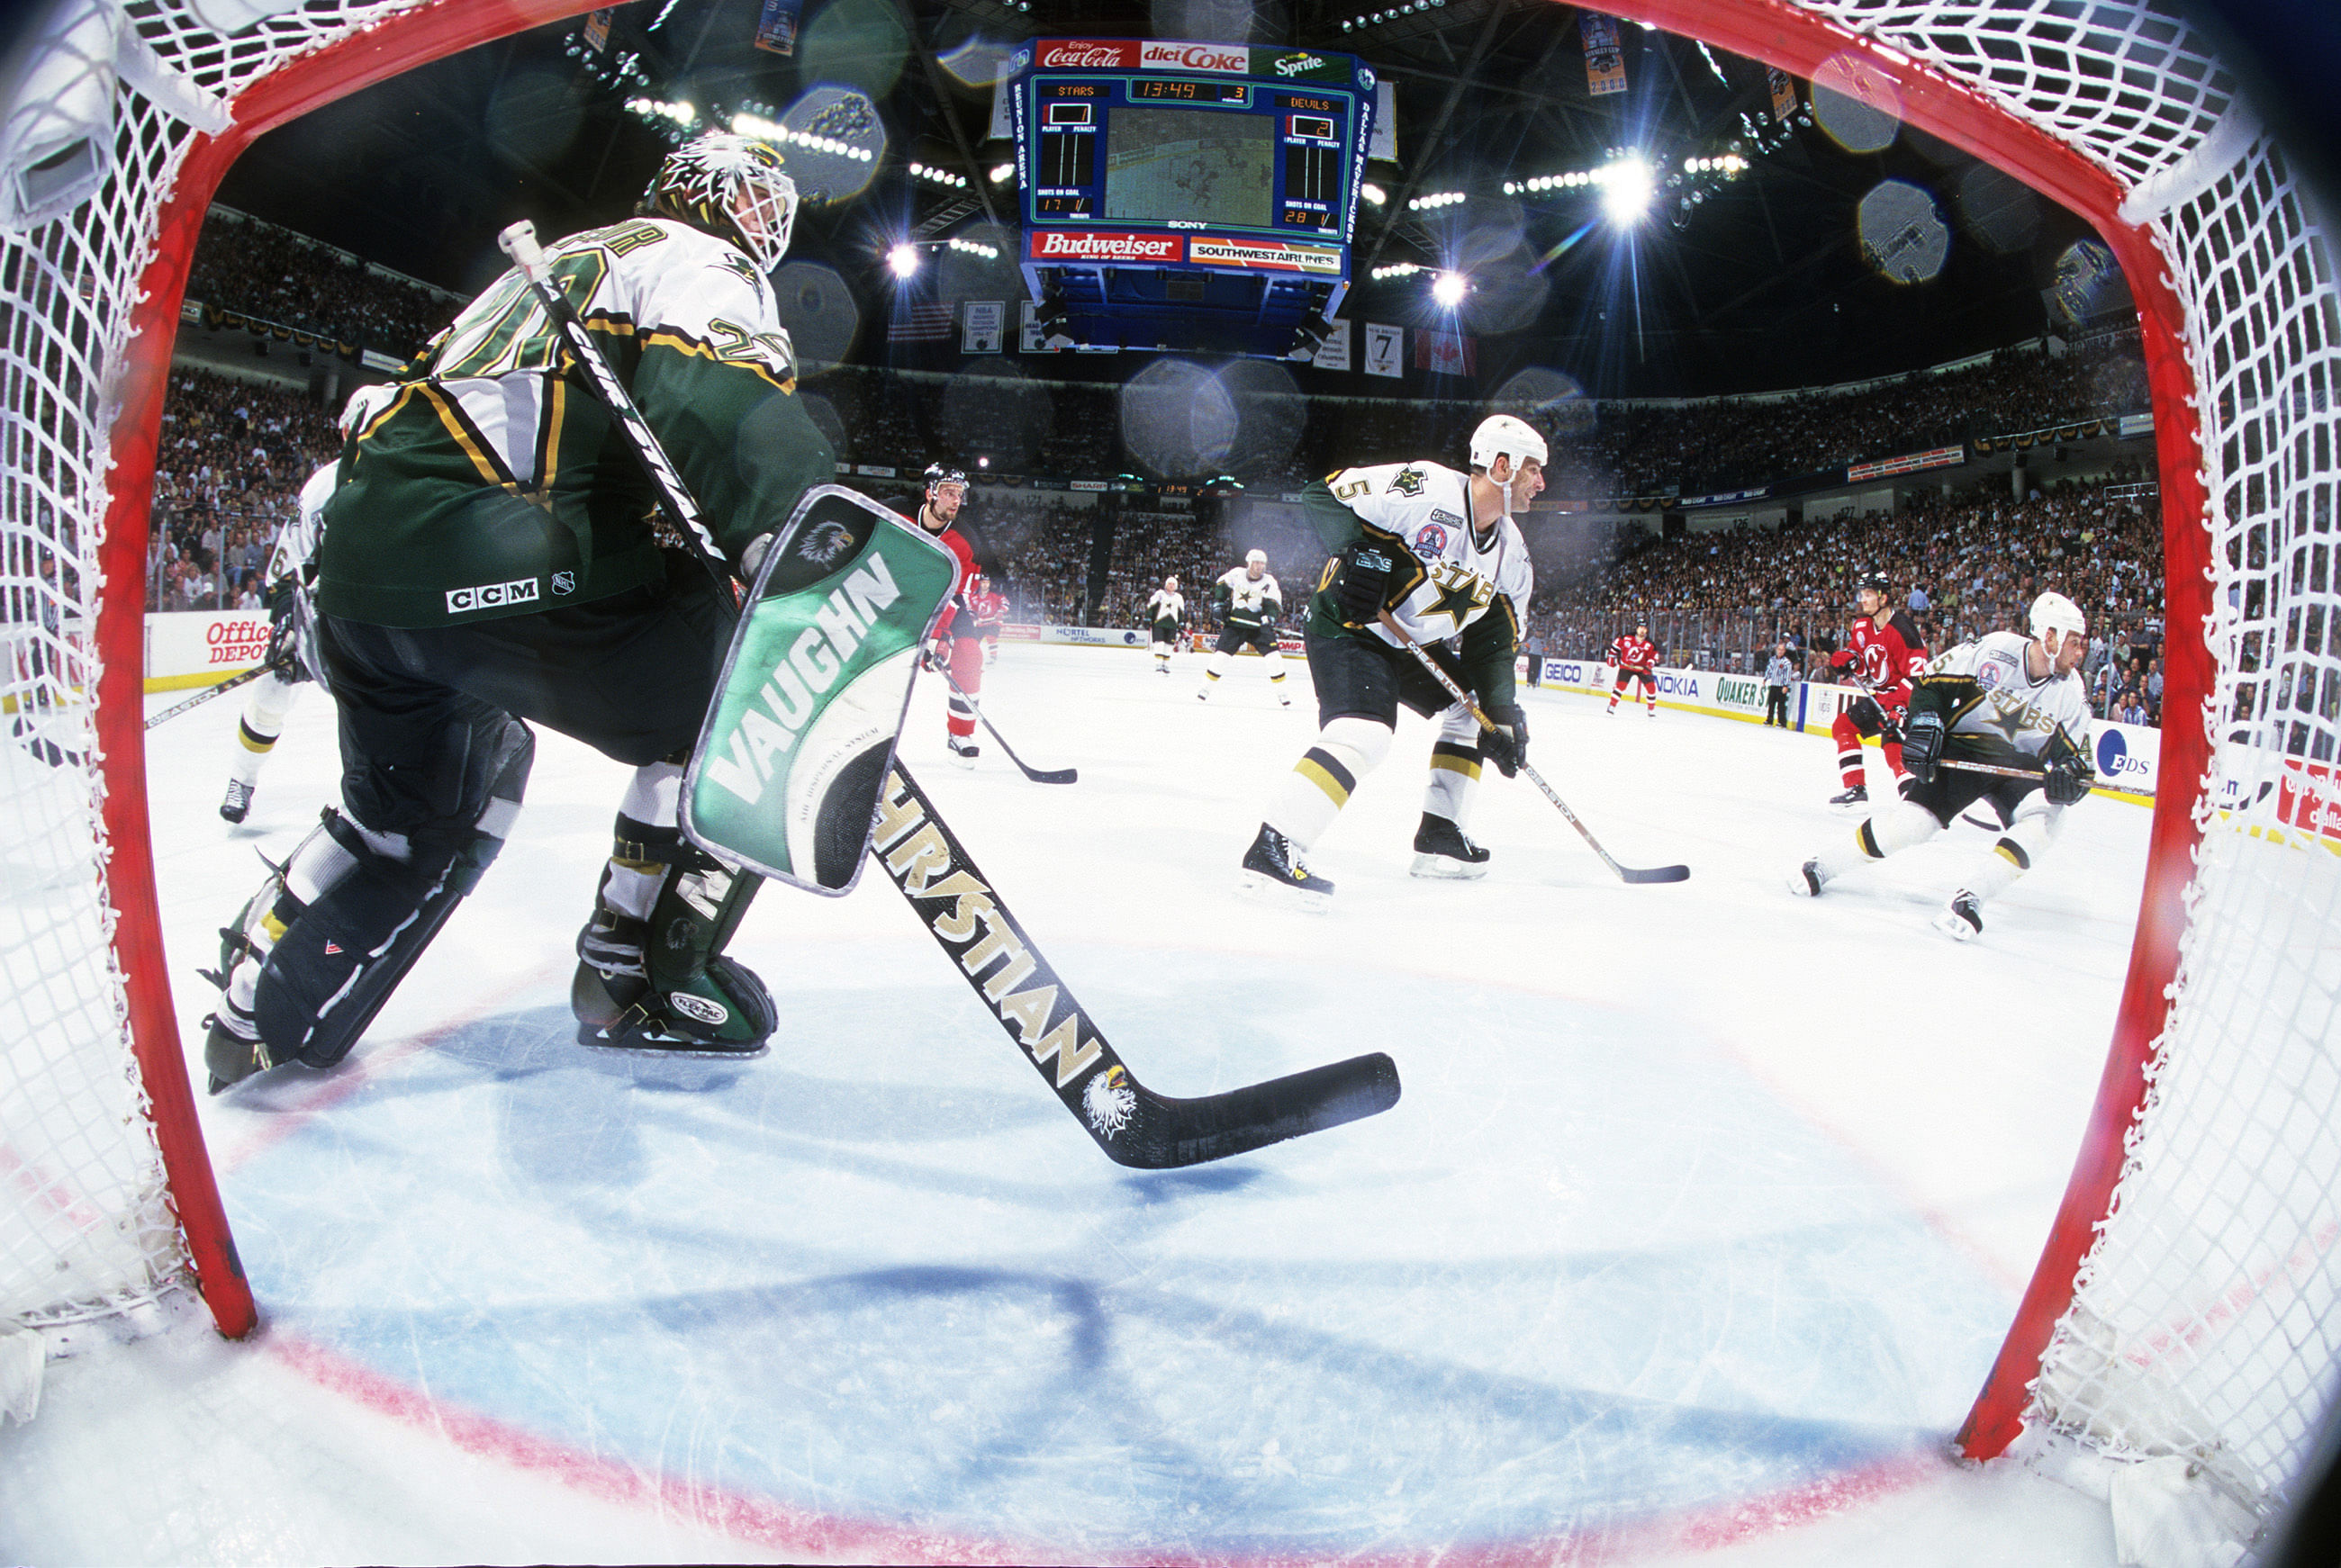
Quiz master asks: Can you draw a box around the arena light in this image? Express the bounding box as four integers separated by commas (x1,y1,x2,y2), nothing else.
1431,269,1468,307
1360,182,1386,206
946,235,999,259
908,160,968,189
729,109,876,162
1408,189,1465,212
1600,154,1655,226
1370,261,1424,281
989,163,1015,184
626,97,696,129
887,242,921,279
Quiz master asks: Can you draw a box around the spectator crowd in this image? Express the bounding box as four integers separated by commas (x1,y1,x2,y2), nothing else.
188,210,459,361
147,367,340,613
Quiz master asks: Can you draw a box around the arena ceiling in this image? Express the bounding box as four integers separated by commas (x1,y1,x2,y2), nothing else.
212,0,2140,399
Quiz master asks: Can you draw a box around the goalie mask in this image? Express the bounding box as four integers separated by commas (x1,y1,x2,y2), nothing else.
638,132,800,275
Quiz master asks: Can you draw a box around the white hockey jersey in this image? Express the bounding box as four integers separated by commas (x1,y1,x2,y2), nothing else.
1214,568,1282,627
1145,588,1186,626
260,463,335,684
1929,631,2093,764
1324,459,1532,649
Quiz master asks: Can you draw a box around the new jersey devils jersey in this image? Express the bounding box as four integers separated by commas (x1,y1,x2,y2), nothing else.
1832,610,1927,708
1609,634,1657,672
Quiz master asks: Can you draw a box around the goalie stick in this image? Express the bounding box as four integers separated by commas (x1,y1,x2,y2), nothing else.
873,761,1397,1166
937,662,1076,784
1378,612,1690,885
497,221,1396,1165
143,663,267,729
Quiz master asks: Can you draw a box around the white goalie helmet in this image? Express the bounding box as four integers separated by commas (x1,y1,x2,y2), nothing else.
1469,413,1548,477
337,382,395,439
1245,548,1267,566
2029,590,2088,646
638,132,800,275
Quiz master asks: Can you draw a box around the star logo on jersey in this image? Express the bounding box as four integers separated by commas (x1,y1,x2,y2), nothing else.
1387,466,1425,497
717,251,764,288
1418,564,1487,633
1980,698,2031,746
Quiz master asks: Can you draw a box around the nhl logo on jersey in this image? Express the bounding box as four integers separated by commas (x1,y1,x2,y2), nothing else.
1412,522,1450,559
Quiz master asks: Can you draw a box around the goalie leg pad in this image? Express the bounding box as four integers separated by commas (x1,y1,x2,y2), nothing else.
576,843,773,1051
246,720,534,1073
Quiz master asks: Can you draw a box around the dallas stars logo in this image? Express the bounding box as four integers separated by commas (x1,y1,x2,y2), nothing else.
718,252,764,288
1387,466,1426,498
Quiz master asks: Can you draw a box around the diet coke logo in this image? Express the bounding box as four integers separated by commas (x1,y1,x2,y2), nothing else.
1140,41,1250,73
1029,231,1184,262
1039,41,1135,69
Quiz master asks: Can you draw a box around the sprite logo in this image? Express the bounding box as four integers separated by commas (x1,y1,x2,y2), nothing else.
700,555,904,807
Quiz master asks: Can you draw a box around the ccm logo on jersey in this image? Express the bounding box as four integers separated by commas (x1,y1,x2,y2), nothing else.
445,577,540,615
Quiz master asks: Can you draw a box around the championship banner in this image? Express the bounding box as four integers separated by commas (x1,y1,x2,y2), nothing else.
1363,321,1403,378
753,0,800,55
1768,65,1798,122
1312,318,1352,372
582,8,612,51
1414,328,1475,377
1581,14,1628,97
1846,443,1964,482
682,488,958,896
963,300,1006,353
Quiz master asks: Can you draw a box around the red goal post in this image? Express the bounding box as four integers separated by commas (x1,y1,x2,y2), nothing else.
6,0,2334,1540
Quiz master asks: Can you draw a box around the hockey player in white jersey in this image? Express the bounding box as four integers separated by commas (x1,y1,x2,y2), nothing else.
1242,415,1542,903
1144,574,1185,675
217,383,394,824
1788,590,2097,939
1198,549,1291,703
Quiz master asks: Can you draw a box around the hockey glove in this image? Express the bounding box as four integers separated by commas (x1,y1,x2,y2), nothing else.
1333,539,1397,626
2045,751,2094,806
1902,707,1945,783
1483,703,1529,778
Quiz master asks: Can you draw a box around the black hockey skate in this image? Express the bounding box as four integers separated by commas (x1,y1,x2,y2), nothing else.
1935,889,1984,941
202,1007,279,1094
1785,857,1826,897
1240,823,1333,908
220,779,256,824
1410,812,1490,880
1828,783,1868,808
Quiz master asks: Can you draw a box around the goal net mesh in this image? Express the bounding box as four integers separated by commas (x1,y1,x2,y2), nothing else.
4,0,2336,1527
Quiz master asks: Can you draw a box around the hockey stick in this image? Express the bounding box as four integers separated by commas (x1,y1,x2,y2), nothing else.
936,660,1076,784
143,663,267,730
498,221,1393,1163
1378,612,1690,885
874,761,1398,1166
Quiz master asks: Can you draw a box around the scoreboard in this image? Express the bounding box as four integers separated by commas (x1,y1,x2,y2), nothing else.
1006,39,1377,355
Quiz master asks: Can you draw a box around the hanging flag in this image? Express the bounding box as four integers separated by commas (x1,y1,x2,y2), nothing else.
1581,14,1628,98
754,0,801,56
1312,319,1352,372
962,301,1006,354
1768,66,1798,122
888,303,954,343
582,9,613,52
1413,329,1475,377
1362,322,1403,378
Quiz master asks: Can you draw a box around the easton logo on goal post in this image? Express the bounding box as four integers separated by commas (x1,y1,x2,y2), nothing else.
682,487,958,896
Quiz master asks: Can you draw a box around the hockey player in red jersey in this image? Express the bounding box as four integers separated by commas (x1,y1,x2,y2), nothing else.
912,463,985,766
969,573,1007,667
1607,624,1659,716
1824,572,1929,807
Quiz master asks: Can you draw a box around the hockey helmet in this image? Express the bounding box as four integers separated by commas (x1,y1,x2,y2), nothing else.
2029,590,2088,644
1469,413,1548,476
337,382,395,439
638,132,799,275
1857,571,1890,598
1245,548,1268,566
924,462,968,494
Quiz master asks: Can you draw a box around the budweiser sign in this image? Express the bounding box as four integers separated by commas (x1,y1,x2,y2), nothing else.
1139,41,1251,73
1029,231,1184,262
1037,40,1136,69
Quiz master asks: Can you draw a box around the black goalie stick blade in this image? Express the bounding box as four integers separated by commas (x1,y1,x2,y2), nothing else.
874,761,1401,1167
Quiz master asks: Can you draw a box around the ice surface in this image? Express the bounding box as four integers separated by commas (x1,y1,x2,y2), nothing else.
0,644,2138,1564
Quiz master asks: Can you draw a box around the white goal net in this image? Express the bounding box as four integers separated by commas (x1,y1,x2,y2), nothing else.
3,0,2336,1545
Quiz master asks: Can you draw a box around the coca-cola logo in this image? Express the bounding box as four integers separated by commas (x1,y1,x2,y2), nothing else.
1029,231,1184,262
1139,41,1249,73
1039,41,1134,68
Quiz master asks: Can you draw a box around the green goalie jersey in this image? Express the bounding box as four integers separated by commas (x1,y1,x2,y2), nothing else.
317,216,834,628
